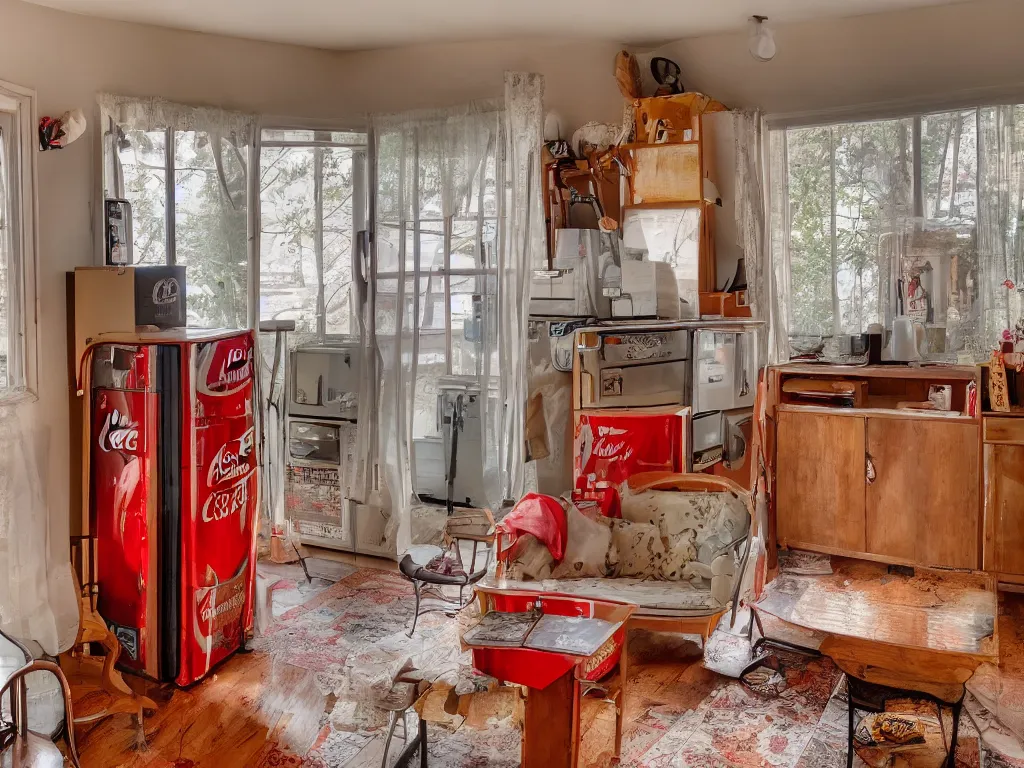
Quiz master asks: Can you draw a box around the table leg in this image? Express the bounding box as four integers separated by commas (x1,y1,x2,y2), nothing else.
420,716,428,768
523,671,574,768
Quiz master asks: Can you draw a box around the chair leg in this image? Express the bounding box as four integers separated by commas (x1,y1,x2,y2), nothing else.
408,581,422,638
381,711,399,768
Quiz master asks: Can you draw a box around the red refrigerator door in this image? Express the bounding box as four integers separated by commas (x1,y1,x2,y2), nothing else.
177,331,257,686
92,354,160,678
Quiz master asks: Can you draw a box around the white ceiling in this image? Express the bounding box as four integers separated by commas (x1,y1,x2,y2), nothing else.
22,0,971,51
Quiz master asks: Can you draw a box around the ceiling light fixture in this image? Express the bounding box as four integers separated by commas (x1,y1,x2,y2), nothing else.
748,15,776,62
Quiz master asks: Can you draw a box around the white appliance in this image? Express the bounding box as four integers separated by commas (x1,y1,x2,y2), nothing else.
285,419,357,550
413,375,497,508
284,341,392,557
291,342,361,420
576,326,691,409
692,327,759,414
610,260,681,319
529,229,615,318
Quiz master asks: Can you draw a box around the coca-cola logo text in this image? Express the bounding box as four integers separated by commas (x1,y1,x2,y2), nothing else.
152,277,180,305
99,409,140,453
212,346,252,391
201,474,250,524
207,428,255,487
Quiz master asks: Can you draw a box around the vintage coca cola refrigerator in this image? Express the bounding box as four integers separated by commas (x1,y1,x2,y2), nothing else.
87,329,258,686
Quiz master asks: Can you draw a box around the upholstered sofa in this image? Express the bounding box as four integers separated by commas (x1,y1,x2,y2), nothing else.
488,473,762,620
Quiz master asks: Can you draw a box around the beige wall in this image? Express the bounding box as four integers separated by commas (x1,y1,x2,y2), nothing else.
330,39,624,132
663,0,1024,117
0,0,625,556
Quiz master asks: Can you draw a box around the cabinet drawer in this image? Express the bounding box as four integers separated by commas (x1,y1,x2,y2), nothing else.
984,417,1024,444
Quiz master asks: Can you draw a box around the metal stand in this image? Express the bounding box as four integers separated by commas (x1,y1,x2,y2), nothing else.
388,713,428,768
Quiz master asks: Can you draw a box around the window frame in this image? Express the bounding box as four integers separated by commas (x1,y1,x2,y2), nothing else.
255,123,369,341
0,79,39,396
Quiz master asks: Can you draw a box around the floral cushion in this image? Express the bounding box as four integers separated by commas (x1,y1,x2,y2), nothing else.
550,503,618,579
607,519,666,578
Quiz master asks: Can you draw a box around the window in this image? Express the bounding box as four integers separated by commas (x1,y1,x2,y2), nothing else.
0,81,38,394
100,96,254,329
373,118,501,444
769,107,1007,359
258,129,367,338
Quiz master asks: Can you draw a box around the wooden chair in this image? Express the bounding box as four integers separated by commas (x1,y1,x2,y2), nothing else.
58,573,157,735
0,630,81,768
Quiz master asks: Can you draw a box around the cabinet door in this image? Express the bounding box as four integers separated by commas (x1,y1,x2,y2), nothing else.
776,410,866,553
865,418,979,569
986,444,1024,575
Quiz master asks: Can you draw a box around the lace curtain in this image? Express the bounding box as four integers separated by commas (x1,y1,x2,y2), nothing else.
373,72,544,552
98,93,255,329
735,110,789,364
0,396,79,655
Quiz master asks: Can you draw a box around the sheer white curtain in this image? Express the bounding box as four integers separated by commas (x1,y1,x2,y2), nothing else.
0,396,79,655
373,72,544,552
735,110,790,364
99,94,255,329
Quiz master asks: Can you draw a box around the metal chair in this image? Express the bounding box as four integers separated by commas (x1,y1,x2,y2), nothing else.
0,631,81,768
398,536,491,637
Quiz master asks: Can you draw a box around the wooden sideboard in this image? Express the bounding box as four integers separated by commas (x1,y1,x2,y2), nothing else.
983,415,1024,586
769,364,985,573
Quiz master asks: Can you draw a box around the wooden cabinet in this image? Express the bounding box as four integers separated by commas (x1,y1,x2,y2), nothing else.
776,410,866,553
775,405,980,570
984,441,1024,579
865,418,979,569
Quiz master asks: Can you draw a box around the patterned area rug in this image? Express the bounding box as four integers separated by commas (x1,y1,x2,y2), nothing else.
250,564,1019,767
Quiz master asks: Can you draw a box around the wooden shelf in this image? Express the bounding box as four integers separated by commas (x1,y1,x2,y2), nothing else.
776,403,976,423
777,362,978,381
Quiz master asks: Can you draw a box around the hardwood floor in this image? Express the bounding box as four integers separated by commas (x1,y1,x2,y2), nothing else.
73,651,328,767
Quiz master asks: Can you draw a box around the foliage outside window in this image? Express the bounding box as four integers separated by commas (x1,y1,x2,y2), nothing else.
101,97,252,329
258,129,367,340
769,106,1024,360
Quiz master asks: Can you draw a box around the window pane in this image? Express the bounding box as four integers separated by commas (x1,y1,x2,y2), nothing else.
450,274,498,377
833,118,913,336
174,131,248,329
259,145,316,332
116,129,167,266
784,125,839,337
262,129,366,145
322,147,362,335
260,140,366,337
